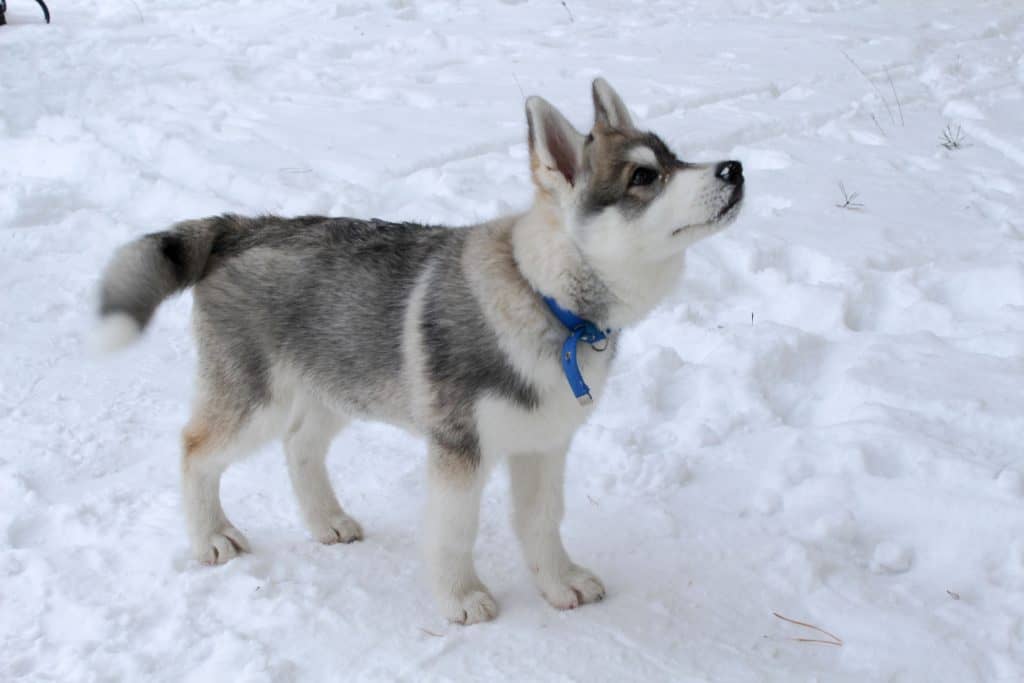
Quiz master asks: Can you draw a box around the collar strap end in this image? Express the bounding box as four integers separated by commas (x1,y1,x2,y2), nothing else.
544,295,614,406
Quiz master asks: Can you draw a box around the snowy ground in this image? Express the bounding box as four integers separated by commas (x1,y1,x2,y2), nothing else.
3,0,1024,680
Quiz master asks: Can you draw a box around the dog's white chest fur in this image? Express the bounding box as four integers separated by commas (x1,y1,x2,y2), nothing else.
475,351,611,457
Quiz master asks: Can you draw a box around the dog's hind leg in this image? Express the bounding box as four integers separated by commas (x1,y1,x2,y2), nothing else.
284,400,362,544
182,393,292,564
181,406,253,565
508,449,605,610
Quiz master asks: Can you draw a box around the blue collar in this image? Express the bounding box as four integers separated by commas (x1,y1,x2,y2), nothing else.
542,296,613,405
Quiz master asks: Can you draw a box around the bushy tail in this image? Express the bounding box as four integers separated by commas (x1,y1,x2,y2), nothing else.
94,216,231,351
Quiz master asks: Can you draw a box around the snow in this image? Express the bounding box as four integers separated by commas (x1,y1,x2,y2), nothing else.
2,0,1023,680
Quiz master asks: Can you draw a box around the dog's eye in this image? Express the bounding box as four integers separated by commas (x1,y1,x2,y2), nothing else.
629,167,658,187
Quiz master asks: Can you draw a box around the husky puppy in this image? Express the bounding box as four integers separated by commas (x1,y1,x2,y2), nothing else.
95,79,743,624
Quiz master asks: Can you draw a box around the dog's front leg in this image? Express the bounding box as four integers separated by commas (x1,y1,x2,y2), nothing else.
509,449,606,610
424,443,497,624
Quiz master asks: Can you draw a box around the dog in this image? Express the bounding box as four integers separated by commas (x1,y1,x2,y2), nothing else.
95,79,743,624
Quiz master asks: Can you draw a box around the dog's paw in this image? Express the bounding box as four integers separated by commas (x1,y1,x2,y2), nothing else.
539,565,606,610
194,526,250,565
310,513,364,545
441,588,499,625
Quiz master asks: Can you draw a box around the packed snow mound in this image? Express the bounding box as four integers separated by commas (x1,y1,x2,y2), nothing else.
2,1,1023,681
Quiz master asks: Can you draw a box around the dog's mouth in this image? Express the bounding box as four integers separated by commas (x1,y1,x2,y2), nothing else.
716,185,744,219
671,186,744,236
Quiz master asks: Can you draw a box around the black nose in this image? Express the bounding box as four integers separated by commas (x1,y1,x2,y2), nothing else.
716,160,743,186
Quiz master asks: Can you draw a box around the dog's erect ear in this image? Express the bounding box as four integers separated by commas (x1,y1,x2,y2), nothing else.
525,96,585,194
592,77,635,131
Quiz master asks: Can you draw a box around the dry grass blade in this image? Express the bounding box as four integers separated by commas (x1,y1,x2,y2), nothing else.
123,0,144,23
511,72,525,99
773,611,844,647
560,1,574,22
940,123,967,150
885,69,904,127
841,50,896,125
870,113,887,137
836,181,864,210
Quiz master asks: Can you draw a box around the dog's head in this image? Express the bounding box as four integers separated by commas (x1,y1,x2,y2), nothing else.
526,79,743,262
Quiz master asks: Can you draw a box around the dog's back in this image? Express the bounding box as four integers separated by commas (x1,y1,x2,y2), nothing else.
99,214,457,422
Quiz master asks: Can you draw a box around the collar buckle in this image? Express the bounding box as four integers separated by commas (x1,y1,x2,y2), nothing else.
542,295,614,406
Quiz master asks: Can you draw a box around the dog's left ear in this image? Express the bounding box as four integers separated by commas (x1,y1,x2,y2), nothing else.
525,96,586,196
592,78,635,131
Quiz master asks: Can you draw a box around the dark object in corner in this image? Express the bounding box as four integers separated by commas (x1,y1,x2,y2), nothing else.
0,0,52,25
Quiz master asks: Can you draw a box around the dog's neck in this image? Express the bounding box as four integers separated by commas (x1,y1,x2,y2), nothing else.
511,201,686,330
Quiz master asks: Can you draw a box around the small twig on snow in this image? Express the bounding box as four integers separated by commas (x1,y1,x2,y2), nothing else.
870,113,887,138
123,0,144,22
939,123,968,150
836,181,864,210
559,0,574,23
841,50,896,126
885,69,904,127
772,611,843,647
511,72,525,99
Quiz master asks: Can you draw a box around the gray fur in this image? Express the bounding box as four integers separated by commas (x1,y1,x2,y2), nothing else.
592,77,635,130
580,127,689,218
95,78,744,622
418,235,539,457
99,218,221,328
101,213,540,461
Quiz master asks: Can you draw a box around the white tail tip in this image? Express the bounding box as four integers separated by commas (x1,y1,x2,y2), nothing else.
91,313,142,353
